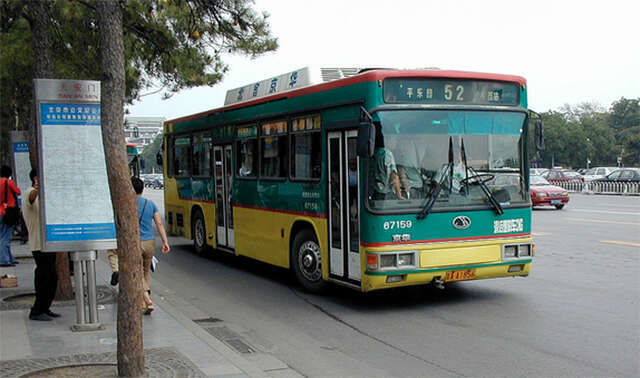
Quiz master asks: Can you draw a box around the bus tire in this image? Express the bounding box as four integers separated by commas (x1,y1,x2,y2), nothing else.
291,229,327,293
554,204,565,210
192,209,207,255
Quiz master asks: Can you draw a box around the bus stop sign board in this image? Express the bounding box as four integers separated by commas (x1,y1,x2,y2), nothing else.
34,79,116,252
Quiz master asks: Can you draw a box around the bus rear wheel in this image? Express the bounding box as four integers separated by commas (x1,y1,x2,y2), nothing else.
192,209,207,255
291,229,327,293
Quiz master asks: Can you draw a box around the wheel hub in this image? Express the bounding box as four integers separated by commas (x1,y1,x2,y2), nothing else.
299,241,321,281
195,219,204,246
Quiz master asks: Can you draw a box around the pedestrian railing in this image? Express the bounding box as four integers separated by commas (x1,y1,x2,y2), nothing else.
548,180,640,195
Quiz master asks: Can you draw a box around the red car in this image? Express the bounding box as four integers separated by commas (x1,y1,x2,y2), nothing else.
544,169,584,183
530,175,569,209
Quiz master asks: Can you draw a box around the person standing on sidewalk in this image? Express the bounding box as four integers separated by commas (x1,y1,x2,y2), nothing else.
22,168,59,321
131,177,170,315
1,165,21,267
107,248,119,285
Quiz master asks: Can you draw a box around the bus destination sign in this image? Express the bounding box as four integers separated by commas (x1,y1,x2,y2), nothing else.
383,79,519,106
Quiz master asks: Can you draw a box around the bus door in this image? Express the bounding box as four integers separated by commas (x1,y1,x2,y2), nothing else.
328,130,361,284
214,145,234,249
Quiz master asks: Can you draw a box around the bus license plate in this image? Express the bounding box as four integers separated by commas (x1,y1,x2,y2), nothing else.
445,269,476,282
551,199,562,205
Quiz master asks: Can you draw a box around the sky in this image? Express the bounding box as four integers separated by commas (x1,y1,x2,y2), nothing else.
127,0,639,120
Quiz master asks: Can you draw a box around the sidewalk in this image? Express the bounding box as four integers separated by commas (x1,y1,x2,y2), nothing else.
0,240,299,377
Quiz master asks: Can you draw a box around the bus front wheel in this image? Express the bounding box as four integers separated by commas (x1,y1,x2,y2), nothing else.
192,210,207,255
291,229,327,293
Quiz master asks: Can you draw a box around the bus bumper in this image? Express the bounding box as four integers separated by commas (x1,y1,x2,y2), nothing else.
362,260,531,292
360,236,534,292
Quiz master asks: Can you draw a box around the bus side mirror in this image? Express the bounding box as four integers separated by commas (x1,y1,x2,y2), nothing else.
140,159,146,170
357,122,375,157
535,119,545,150
156,151,163,166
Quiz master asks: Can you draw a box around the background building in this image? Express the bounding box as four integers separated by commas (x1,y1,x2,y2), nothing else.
124,116,165,152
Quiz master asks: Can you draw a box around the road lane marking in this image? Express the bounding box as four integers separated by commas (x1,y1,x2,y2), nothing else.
570,208,640,216
600,240,640,247
565,217,639,226
532,232,551,236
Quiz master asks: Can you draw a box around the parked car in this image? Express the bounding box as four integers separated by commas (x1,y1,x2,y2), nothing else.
544,169,584,183
530,175,569,209
530,168,548,176
150,176,164,189
592,168,640,183
582,167,619,182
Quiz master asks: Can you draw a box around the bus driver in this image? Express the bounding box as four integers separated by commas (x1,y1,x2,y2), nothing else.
372,132,405,200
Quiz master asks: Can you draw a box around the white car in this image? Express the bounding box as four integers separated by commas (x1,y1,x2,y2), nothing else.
530,168,548,176
582,167,618,182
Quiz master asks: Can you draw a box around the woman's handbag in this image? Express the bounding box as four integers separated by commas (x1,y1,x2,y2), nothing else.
2,180,20,227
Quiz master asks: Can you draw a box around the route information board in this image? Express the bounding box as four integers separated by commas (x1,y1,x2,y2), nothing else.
34,79,116,252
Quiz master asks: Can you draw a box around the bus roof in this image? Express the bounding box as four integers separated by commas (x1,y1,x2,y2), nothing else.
166,68,527,125
126,143,138,155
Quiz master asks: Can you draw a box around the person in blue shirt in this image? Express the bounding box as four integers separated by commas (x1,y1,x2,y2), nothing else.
131,177,169,314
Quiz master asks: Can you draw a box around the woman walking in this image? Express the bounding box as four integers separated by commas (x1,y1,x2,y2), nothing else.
1,165,21,267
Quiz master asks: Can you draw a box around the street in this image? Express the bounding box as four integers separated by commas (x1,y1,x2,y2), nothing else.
145,189,639,377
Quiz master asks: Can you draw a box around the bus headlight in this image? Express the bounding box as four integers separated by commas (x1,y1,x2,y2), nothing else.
535,192,547,197
503,245,518,258
380,254,397,268
502,243,532,259
398,253,415,267
367,251,417,270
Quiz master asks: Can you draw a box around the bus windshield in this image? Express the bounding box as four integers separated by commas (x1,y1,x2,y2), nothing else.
367,110,528,212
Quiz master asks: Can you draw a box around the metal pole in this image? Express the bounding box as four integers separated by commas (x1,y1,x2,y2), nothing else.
70,251,103,332
86,255,98,323
72,254,85,325
82,260,88,322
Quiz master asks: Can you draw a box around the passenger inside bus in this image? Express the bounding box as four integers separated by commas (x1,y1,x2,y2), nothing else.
394,139,426,199
239,148,253,176
371,130,405,200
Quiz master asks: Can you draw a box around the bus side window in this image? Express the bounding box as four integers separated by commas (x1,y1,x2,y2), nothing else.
260,120,288,179
291,131,321,180
291,115,321,181
237,139,257,178
173,136,192,177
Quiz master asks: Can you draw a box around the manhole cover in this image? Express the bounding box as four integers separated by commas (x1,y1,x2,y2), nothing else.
205,325,238,340
225,339,254,354
21,364,117,377
1,286,116,311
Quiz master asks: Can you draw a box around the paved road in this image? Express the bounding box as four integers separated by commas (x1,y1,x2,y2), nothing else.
145,189,640,377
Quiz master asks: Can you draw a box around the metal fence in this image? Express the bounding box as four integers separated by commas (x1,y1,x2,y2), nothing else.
548,180,640,195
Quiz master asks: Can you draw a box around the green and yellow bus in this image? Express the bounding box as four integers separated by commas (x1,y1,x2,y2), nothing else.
126,142,140,178
161,67,543,292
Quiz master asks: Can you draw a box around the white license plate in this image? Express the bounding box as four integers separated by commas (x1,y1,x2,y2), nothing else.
551,199,562,205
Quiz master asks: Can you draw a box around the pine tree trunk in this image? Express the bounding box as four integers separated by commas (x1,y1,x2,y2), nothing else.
54,253,73,300
27,0,74,300
96,1,145,376
27,0,53,168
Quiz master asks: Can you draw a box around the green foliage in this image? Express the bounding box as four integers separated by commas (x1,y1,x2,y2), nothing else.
536,98,640,168
140,133,163,173
0,5,33,162
0,0,278,161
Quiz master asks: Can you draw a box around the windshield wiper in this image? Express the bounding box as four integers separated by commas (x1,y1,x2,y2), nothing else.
460,139,504,215
417,137,453,220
